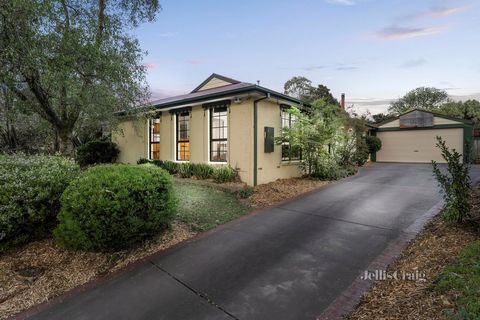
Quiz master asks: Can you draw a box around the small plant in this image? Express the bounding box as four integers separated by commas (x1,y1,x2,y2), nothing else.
237,186,254,199
178,162,193,178
137,158,151,165
365,135,382,154
54,165,177,251
161,160,179,174
352,137,370,166
191,163,214,180
432,136,471,223
212,166,238,183
152,159,164,167
75,139,120,167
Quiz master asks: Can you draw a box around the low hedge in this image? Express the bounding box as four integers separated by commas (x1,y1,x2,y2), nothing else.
137,159,237,183
0,154,80,252
54,164,177,251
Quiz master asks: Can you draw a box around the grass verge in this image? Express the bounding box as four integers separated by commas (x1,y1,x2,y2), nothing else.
435,240,480,319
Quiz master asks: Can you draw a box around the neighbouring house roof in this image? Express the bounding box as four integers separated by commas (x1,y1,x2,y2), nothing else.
372,109,473,128
122,73,304,115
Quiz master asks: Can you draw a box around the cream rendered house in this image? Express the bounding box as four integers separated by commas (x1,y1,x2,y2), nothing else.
113,74,305,186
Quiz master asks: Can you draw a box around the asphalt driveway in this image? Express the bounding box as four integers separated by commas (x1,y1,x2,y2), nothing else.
29,163,480,320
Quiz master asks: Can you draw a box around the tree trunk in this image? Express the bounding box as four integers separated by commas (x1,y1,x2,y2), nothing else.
57,128,74,156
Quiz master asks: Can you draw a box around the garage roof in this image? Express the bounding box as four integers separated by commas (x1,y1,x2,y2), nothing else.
374,109,473,128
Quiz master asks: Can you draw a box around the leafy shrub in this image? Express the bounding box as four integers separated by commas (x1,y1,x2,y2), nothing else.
312,157,357,180
75,139,120,167
178,162,193,178
365,135,382,154
237,186,254,199
191,163,214,180
162,160,179,174
0,154,80,252
352,137,370,166
137,158,151,164
54,164,177,251
212,166,238,183
432,136,471,223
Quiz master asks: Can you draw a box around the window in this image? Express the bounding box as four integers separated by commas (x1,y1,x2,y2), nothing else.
281,109,301,161
210,107,228,162
176,112,190,161
149,118,160,160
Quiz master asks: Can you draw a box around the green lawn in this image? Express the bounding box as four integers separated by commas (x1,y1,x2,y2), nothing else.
435,240,480,320
173,180,252,231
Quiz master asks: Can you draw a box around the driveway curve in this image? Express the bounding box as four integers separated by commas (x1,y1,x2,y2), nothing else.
29,163,480,320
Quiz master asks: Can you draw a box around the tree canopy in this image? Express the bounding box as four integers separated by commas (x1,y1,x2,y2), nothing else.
284,76,339,105
0,0,160,154
388,87,450,114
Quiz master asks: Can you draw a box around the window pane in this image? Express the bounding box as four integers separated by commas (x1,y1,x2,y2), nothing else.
210,108,228,162
177,112,190,161
150,118,161,160
211,141,227,162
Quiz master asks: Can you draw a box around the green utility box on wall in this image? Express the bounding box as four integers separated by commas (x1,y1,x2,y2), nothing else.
264,127,274,153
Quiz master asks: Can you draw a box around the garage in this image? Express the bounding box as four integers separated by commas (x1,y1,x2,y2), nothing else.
373,110,473,163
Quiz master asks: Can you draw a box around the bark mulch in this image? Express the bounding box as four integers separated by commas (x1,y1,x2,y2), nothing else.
249,177,330,208
347,185,480,320
0,222,195,319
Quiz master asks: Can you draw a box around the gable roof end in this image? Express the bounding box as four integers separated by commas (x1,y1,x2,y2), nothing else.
191,73,241,93
375,108,473,128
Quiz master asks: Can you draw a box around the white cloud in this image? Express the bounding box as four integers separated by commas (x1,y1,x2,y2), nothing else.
325,0,355,6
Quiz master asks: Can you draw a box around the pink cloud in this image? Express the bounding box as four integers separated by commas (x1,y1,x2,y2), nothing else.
378,26,446,40
416,6,468,19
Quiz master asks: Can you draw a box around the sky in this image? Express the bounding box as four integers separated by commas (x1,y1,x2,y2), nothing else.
135,0,480,114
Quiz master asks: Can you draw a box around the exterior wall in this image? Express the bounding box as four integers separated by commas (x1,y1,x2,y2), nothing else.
189,106,208,162
229,99,254,185
376,128,464,163
256,100,302,185
112,117,148,164
379,119,400,128
159,113,173,161
197,78,231,91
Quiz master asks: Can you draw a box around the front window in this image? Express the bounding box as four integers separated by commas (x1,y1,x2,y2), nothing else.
210,107,228,162
149,118,160,160
281,109,301,161
176,112,190,161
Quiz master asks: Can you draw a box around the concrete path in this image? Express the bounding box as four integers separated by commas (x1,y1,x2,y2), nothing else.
29,164,480,320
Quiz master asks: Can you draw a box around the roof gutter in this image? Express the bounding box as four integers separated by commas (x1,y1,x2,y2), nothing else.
253,93,270,186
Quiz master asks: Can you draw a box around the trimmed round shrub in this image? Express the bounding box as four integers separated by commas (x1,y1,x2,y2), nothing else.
75,139,120,167
54,164,177,251
365,135,382,154
0,154,80,252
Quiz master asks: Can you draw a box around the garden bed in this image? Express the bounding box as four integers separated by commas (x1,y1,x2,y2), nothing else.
249,177,330,208
347,184,480,320
0,175,332,319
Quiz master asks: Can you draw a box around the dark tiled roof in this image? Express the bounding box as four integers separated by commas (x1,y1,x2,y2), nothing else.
149,82,255,108
139,82,303,112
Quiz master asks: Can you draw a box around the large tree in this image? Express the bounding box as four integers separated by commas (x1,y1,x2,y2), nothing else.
439,99,480,128
388,87,450,115
284,76,339,105
0,0,160,154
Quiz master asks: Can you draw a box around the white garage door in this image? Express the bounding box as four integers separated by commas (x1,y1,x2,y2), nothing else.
376,128,464,163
